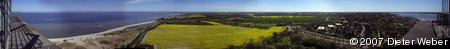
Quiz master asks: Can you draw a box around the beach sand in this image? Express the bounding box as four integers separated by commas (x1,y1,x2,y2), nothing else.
48,21,155,49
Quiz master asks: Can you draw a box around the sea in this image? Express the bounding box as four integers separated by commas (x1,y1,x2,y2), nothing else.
13,12,178,38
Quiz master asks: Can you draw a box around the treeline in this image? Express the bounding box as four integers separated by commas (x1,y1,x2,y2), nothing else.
157,13,289,28
227,31,358,49
158,12,329,29
335,13,418,38
158,19,212,25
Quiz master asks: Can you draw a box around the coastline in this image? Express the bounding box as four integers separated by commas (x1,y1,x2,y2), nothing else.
47,21,156,49
48,21,155,40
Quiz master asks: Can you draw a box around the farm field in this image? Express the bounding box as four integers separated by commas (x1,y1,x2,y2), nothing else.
143,22,285,49
244,16,324,23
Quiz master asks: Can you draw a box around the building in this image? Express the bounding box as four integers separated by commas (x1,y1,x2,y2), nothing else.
1,0,59,49
438,0,450,26
436,0,450,39
1,0,13,48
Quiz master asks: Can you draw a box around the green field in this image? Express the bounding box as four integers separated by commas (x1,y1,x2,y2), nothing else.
143,22,285,49
253,16,317,18
244,16,324,23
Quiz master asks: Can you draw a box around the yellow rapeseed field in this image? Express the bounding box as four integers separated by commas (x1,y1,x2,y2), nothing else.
143,22,285,49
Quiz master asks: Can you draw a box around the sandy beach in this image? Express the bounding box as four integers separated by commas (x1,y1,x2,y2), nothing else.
48,21,155,49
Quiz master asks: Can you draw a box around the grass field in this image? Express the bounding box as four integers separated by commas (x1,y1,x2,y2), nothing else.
143,22,285,49
244,16,324,23
253,16,317,18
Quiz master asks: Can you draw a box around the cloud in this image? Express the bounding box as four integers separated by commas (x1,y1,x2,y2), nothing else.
126,0,147,4
126,0,162,4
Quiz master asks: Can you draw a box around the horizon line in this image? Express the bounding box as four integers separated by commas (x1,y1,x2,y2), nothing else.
12,11,442,13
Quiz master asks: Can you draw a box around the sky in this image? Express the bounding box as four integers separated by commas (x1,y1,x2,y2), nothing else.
12,0,443,12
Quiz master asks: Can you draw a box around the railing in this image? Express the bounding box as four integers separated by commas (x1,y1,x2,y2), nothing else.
0,16,43,49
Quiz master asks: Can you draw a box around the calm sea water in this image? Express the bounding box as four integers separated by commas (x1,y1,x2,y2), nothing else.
13,12,177,38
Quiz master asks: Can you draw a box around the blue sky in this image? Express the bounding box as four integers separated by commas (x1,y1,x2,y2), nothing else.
12,0,442,12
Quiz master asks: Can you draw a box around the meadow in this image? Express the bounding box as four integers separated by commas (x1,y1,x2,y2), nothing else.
143,21,285,49
243,16,324,23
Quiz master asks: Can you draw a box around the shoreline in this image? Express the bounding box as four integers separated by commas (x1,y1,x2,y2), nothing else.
48,21,155,40
47,21,156,49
